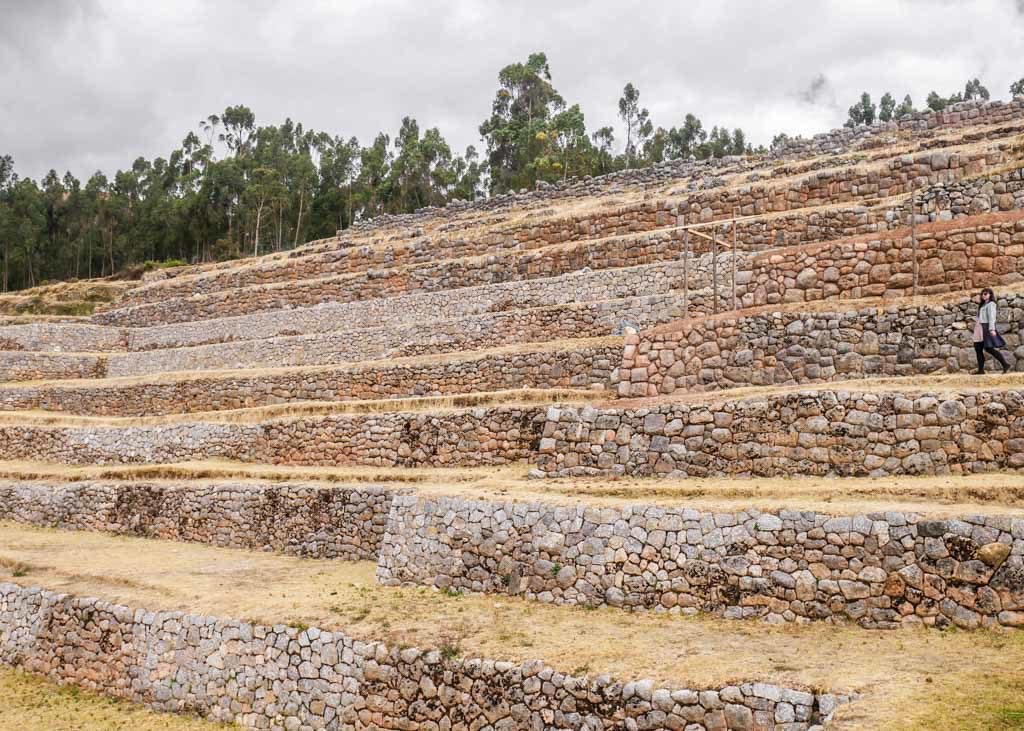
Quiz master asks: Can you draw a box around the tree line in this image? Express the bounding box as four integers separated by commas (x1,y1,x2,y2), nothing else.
3,54,1023,293
0,52,758,293
844,76,1024,128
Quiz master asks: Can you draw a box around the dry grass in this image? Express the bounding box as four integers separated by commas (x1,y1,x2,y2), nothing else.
3,336,623,389
612,372,1024,409
0,524,1021,730
2,457,1024,517
0,459,515,486
0,387,594,427
0,666,233,729
0,280,135,317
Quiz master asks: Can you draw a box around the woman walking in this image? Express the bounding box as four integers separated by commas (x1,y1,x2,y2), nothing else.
973,287,1010,375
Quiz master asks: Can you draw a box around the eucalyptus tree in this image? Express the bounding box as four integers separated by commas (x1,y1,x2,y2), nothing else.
479,52,567,194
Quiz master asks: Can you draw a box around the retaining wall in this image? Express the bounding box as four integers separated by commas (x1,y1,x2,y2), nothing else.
95,151,1022,327
535,388,1024,478
3,481,1023,632
0,322,127,352
0,583,850,730
0,343,620,416
100,295,683,377
615,290,1024,398
122,257,718,352
734,213,1024,308
66,201,1024,361
91,225,745,326
0,406,545,467
378,495,1024,629
254,97,1024,250
0,351,106,383
0,481,395,560
113,143,1022,310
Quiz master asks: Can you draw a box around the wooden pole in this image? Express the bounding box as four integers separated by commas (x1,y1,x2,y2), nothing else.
683,227,689,318
910,184,918,296
712,228,718,315
731,213,738,311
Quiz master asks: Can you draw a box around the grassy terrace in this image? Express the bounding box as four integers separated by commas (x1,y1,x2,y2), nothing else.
3,459,1024,516
1,523,1023,730
0,387,592,426
0,667,232,729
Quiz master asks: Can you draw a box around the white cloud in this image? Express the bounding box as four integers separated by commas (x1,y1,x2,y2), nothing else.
2,0,1023,180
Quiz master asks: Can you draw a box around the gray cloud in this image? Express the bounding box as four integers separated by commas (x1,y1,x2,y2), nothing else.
3,0,1024,181
797,74,837,109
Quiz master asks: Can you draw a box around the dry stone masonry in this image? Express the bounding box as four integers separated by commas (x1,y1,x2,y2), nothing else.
536,388,1024,478
0,583,853,730
616,289,1024,398
378,495,1024,629
94,146,1022,327
3,481,1021,631
0,405,546,467
0,480,396,560
0,342,619,416
4,97,1024,728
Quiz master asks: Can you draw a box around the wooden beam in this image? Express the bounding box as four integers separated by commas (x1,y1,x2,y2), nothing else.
731,213,738,311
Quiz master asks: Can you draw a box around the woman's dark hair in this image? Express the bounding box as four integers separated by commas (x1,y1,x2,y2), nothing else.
980,287,995,304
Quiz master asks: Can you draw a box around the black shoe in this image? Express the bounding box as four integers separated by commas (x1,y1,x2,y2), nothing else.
975,368,985,375
1003,362,1011,374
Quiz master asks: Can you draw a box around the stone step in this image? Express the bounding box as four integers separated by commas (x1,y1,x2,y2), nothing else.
0,339,621,416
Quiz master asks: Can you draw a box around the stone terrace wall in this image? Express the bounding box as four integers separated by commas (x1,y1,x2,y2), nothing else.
0,322,127,352
536,388,1024,478
92,221,756,326
0,584,850,730
102,201,1024,355
326,98,1024,239
0,405,545,467
775,97,1024,158
124,257,719,352
0,481,395,560
104,145,1019,318
3,480,1021,632
97,196,1024,331
735,214,1024,308
615,290,1024,398
104,294,692,378
113,98,1021,300
0,344,620,416
0,351,106,383
379,495,1024,629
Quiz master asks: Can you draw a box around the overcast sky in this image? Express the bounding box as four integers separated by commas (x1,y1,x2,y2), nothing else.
3,0,1024,181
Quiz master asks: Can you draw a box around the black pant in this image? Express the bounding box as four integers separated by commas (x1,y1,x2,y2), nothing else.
975,342,1008,372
